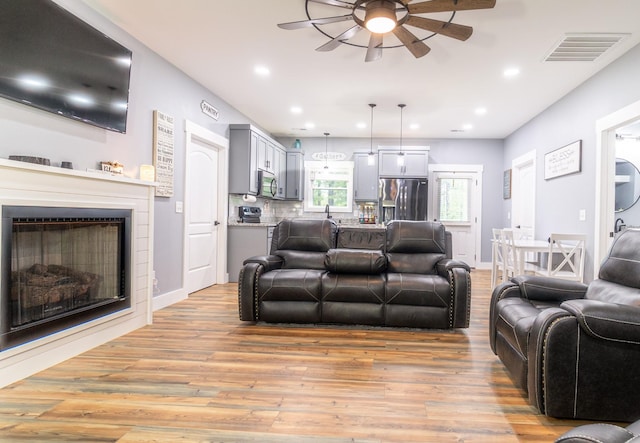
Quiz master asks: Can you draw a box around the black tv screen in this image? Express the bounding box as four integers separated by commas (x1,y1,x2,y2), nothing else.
0,0,132,133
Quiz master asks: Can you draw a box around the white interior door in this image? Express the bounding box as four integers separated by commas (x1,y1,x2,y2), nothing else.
428,166,482,268
511,151,536,238
184,121,229,294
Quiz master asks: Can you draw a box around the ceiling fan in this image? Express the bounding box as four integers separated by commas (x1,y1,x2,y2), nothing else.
278,0,496,62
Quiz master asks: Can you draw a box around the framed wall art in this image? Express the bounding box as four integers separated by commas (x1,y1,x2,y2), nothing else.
544,140,582,180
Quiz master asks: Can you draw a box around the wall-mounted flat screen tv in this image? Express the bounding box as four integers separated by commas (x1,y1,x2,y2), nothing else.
0,0,132,133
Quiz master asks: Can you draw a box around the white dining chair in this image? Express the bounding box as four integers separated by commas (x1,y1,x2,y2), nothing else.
491,228,507,287
534,233,586,282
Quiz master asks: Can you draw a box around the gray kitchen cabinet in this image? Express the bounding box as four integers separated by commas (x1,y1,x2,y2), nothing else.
286,151,304,200
274,145,287,199
378,150,429,177
354,153,378,201
227,225,270,282
229,124,287,195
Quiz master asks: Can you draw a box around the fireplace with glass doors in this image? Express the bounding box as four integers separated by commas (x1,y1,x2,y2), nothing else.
1,206,131,351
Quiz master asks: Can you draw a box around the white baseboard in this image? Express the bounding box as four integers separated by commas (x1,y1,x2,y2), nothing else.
152,288,188,311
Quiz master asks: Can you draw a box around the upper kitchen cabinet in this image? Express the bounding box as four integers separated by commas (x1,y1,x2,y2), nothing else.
286,151,304,201
353,153,378,201
229,124,287,196
378,149,429,177
274,145,287,199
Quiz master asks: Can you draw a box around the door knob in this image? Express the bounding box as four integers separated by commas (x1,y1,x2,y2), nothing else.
214,221,220,226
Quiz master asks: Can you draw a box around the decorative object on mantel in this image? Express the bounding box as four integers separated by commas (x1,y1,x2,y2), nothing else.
8,155,50,165
153,110,175,197
277,0,496,62
139,164,155,182
100,161,124,174
60,161,73,169
544,140,582,180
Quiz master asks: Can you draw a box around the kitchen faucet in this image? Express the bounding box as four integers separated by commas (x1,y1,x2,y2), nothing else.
324,204,332,219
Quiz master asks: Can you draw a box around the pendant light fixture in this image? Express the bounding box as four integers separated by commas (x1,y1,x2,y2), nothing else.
368,103,376,166
397,103,406,166
323,132,330,170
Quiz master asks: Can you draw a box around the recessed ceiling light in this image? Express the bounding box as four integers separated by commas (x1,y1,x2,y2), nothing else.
475,107,487,116
290,106,302,114
503,67,520,78
254,65,270,76
356,122,366,129
410,123,420,130
305,122,315,129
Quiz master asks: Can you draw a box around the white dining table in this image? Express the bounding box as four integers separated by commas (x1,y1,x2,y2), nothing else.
509,239,554,275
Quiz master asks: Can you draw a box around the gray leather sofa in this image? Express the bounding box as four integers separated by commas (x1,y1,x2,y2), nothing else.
490,228,640,422
238,218,471,329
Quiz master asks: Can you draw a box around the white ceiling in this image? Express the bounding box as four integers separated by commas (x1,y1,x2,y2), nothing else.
82,0,640,139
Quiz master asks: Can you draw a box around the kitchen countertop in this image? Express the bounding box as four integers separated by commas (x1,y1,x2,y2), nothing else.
228,219,386,229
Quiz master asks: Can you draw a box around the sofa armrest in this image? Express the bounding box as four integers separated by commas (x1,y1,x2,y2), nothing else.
511,275,588,302
561,299,640,344
555,423,639,443
436,258,470,277
243,254,283,272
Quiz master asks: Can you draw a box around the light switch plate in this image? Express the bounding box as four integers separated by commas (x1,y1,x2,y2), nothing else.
176,201,183,213
579,209,586,221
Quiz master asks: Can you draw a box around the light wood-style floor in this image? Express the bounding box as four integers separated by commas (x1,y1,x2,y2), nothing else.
0,270,590,442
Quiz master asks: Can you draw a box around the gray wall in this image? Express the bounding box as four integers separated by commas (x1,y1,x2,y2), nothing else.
503,43,640,281
0,0,255,295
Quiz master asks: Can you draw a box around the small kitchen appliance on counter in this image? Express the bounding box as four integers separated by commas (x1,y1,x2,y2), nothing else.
238,206,262,223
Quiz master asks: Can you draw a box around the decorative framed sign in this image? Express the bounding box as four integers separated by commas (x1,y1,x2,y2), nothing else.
503,169,511,199
544,140,582,180
153,110,175,197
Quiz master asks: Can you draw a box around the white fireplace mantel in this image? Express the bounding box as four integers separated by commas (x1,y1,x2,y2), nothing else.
0,158,155,387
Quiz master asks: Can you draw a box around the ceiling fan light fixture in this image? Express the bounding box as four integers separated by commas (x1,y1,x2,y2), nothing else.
365,1,397,34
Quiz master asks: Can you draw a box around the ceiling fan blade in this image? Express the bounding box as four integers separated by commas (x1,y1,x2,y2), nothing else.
405,15,473,41
309,0,356,9
392,25,431,58
408,0,496,14
366,33,383,62
316,25,363,51
278,14,353,30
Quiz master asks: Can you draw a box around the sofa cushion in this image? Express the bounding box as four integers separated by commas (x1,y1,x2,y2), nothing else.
386,252,443,274
325,248,387,274
279,250,327,270
258,269,324,302
274,219,336,252
336,227,386,250
386,220,447,254
386,273,451,307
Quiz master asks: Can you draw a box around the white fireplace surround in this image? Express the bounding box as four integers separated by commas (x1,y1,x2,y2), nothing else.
0,158,154,387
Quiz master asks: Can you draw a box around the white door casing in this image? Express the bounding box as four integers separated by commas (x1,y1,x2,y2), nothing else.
595,99,640,279
428,164,483,268
184,120,229,293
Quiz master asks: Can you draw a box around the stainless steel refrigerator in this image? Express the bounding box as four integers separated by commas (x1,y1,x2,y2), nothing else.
379,178,428,223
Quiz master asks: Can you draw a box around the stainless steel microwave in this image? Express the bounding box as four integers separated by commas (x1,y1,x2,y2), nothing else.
258,170,277,198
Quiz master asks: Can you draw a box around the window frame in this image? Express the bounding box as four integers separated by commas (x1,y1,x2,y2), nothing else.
303,160,354,213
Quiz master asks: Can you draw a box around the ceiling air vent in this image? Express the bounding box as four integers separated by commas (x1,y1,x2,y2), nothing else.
544,33,629,62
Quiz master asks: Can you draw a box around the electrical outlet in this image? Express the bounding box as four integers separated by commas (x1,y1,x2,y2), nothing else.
175,201,183,213
579,209,586,221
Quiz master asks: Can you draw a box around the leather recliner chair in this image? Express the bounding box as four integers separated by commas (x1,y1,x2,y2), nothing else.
555,419,640,442
489,228,640,422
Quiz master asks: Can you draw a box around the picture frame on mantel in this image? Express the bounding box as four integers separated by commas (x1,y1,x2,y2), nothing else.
544,140,582,180
503,169,511,199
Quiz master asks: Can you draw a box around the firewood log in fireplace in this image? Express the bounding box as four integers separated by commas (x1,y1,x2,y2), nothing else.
10,264,102,322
